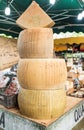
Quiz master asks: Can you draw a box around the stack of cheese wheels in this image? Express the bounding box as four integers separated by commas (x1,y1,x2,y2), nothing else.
17,1,67,119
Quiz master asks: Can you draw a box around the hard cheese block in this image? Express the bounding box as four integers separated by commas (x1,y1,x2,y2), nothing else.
16,1,55,29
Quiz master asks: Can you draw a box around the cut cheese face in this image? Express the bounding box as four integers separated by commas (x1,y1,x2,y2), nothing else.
16,1,55,29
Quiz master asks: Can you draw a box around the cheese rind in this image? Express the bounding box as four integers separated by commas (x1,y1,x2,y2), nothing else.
17,28,53,58
16,1,55,29
17,59,67,89
18,88,66,119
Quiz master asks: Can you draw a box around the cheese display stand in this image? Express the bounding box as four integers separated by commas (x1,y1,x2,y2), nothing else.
0,97,83,130
0,1,83,130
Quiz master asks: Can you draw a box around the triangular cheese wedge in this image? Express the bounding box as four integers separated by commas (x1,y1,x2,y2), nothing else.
16,1,55,28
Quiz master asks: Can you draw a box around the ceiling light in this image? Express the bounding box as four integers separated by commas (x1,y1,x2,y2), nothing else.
50,0,55,5
81,10,84,17
5,6,11,15
77,13,83,20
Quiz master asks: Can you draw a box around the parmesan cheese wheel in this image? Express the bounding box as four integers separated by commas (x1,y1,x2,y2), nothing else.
17,59,67,89
17,28,53,58
18,88,66,119
16,1,55,29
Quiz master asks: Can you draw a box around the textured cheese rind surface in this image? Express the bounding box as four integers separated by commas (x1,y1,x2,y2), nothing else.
18,88,66,119
17,59,67,89
16,1,55,29
17,28,53,58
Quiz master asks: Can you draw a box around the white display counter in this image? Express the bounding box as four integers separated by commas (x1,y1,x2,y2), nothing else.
0,96,83,130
